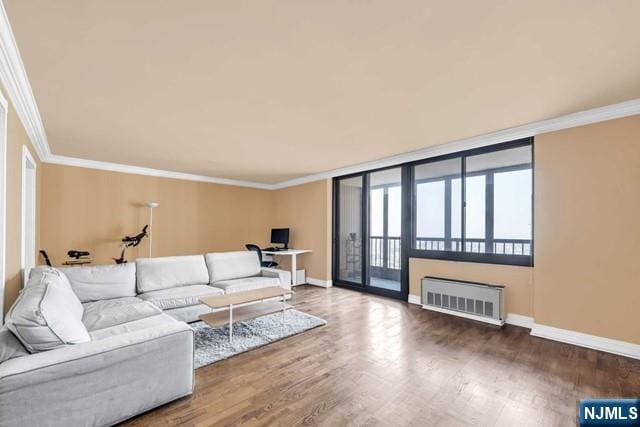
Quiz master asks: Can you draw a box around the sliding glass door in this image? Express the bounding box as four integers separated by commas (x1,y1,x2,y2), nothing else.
333,138,533,302
368,168,403,293
335,175,364,285
333,167,409,299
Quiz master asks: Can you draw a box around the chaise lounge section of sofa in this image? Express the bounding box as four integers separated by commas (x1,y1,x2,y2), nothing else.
0,265,194,427
0,250,291,427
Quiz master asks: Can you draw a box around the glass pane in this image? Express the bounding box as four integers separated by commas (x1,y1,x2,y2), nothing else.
416,181,444,238
368,168,402,292
338,176,362,283
464,174,486,252
388,186,401,238
451,178,461,240
370,188,384,237
465,145,532,255
494,169,532,255
414,157,462,251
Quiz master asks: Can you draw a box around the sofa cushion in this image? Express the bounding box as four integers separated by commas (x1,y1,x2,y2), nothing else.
27,268,83,322
88,313,179,341
60,263,136,303
136,255,209,293
205,251,261,283
212,276,279,294
82,297,162,332
0,327,28,363
163,304,213,323
6,268,90,353
138,285,224,310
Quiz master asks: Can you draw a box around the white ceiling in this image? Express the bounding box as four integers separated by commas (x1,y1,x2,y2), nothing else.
5,0,640,184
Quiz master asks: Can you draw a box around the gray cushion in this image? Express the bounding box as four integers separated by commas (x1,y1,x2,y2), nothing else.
0,319,193,427
205,251,261,283
88,313,178,341
82,297,162,332
59,263,136,303
0,327,28,363
136,255,209,293
163,304,213,323
138,285,224,310
6,267,90,352
212,276,279,293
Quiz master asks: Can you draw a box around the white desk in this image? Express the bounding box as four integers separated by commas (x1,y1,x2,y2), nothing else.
262,249,312,286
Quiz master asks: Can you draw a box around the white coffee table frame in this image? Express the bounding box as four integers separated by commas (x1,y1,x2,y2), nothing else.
199,287,293,342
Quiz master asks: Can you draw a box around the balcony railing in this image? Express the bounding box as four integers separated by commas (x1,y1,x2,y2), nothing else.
414,237,531,256
369,236,531,271
370,236,401,270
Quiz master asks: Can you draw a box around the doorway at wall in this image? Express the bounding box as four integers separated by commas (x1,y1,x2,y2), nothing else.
332,166,408,300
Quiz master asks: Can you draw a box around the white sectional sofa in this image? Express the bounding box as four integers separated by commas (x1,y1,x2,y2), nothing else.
0,251,290,427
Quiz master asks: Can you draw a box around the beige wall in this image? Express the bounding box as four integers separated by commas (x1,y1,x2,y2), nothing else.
409,259,533,317
39,164,273,268
533,116,640,344
408,116,640,345
35,167,333,301
2,86,42,314
10,111,640,346
271,180,332,281
23,166,334,313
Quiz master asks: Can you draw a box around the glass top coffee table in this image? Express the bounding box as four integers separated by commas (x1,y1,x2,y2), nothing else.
199,287,293,342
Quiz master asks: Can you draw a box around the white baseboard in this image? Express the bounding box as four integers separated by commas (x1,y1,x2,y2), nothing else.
531,323,640,360
505,313,534,329
306,277,332,288
411,300,638,359
408,294,421,305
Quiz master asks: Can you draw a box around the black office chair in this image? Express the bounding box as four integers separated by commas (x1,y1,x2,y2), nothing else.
245,244,279,268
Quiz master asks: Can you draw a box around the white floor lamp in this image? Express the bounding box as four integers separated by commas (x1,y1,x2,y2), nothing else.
146,202,159,257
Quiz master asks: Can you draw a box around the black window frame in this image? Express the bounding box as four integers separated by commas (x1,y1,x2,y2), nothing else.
408,137,534,267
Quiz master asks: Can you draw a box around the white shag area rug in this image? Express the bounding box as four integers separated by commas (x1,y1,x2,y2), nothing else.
192,309,326,368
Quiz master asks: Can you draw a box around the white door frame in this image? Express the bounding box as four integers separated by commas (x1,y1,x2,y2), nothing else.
0,91,7,324
21,144,36,287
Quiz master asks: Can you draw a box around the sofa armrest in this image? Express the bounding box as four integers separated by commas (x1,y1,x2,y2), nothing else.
0,317,191,380
261,267,291,289
0,317,193,426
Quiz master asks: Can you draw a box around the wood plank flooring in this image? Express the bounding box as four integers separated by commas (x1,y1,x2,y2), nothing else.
122,286,640,426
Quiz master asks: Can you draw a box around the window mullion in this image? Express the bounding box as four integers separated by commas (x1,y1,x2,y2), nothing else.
485,172,494,253
444,178,451,251
461,156,466,253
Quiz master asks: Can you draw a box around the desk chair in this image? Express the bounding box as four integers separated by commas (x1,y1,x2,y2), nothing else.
245,244,279,268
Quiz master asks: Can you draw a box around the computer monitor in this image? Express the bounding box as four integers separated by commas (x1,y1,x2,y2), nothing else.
270,228,290,249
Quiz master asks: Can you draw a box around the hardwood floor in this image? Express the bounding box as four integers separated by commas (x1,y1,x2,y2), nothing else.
123,286,640,426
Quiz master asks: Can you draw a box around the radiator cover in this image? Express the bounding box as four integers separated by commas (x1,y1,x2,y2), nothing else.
421,276,505,326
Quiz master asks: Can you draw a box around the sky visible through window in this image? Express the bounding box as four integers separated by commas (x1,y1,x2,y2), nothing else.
370,186,402,237
369,169,531,241
414,169,532,240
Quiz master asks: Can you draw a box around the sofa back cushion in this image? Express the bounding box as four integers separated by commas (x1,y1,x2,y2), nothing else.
6,267,90,353
206,251,261,283
136,255,209,293
59,263,137,303
0,327,28,363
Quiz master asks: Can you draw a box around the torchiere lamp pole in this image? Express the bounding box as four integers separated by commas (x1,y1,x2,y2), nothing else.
146,202,159,257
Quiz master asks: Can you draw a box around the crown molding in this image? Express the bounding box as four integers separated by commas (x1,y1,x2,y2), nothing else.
271,98,640,189
0,1,50,160
46,154,274,190
0,1,638,188
41,98,640,190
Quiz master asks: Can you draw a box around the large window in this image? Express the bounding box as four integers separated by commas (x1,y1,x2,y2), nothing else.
333,137,533,286
412,139,533,266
